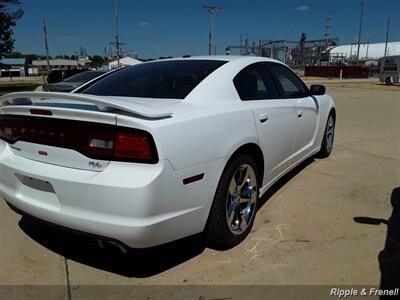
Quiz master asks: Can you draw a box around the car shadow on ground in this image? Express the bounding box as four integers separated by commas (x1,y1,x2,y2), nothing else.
353,187,400,298
19,216,206,278
17,157,316,278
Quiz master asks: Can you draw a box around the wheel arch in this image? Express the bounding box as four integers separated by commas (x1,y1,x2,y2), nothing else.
224,143,264,186
330,107,336,121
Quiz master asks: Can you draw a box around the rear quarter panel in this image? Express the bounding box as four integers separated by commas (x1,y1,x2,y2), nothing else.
118,103,258,170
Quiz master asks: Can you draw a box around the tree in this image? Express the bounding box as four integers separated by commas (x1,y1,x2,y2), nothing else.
0,0,23,59
90,55,105,68
4,50,23,58
25,53,43,65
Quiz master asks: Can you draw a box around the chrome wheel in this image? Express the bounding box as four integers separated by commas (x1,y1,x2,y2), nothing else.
226,164,257,235
325,116,335,153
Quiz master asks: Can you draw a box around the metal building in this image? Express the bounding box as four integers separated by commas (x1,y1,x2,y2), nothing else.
0,58,27,77
329,42,400,63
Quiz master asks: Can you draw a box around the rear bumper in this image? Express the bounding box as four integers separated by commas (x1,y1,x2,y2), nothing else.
0,141,222,248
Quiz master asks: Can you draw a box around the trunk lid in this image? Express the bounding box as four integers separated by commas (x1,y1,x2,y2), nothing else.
0,107,116,171
0,92,174,119
0,92,173,171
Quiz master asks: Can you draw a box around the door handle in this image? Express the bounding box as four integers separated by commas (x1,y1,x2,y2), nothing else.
297,111,303,118
259,113,269,123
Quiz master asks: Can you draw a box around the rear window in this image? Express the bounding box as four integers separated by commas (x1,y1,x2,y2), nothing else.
82,60,227,99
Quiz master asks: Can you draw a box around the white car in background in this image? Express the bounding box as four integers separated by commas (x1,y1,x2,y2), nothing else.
0,56,335,250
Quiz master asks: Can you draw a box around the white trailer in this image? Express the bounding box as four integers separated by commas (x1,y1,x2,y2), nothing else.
380,55,400,84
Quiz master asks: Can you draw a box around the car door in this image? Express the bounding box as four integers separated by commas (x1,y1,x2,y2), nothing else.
268,63,319,160
234,63,298,185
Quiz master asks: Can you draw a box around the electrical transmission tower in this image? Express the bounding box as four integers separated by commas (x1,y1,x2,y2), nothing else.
325,10,333,47
203,4,222,55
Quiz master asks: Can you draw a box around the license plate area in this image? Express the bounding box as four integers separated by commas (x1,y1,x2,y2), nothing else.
16,174,55,193
15,173,60,210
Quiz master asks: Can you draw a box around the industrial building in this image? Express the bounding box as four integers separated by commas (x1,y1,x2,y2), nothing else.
102,56,142,70
0,58,27,77
329,42,400,63
30,59,86,75
226,34,400,69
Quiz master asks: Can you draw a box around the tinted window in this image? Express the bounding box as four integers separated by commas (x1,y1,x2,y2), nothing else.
47,69,88,84
83,60,227,99
233,63,280,100
64,71,106,82
268,63,308,98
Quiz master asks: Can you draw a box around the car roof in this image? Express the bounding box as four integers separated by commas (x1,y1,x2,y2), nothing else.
142,55,283,64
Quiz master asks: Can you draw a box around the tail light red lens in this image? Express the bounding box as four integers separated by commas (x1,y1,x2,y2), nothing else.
114,132,154,160
0,115,158,164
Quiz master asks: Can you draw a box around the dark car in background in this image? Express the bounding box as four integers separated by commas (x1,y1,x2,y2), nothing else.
47,69,88,84
45,70,107,92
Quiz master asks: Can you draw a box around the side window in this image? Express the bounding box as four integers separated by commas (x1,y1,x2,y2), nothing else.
233,63,280,100
268,63,309,98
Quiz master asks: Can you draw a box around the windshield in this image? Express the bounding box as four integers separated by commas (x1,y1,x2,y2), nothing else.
64,71,106,83
82,60,227,99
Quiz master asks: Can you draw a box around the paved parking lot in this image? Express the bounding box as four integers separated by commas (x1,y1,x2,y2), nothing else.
0,82,399,299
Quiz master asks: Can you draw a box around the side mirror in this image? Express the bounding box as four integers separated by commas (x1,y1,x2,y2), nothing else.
309,84,326,96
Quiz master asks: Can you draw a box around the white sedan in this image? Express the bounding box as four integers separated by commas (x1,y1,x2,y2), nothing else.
0,56,335,250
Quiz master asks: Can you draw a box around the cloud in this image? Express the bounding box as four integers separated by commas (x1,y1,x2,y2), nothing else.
295,5,310,11
138,21,150,27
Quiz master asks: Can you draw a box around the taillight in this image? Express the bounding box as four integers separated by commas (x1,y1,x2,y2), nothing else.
114,132,154,160
0,115,158,164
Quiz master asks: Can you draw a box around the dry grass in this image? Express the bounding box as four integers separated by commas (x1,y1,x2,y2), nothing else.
0,76,44,85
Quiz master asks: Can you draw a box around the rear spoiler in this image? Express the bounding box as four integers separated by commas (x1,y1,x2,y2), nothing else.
0,92,173,119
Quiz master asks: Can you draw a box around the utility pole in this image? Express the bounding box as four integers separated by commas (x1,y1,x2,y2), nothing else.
356,0,364,63
114,0,121,67
75,50,79,68
384,17,390,57
109,0,125,67
240,33,243,55
325,10,333,47
42,18,50,72
203,4,222,55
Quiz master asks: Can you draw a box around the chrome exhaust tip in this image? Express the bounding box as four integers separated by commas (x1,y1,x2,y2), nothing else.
97,239,128,254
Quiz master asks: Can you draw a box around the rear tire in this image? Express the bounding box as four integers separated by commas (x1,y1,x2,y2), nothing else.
317,112,335,158
205,155,259,248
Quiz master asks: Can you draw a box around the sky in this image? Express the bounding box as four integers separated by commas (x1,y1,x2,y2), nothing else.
10,0,400,59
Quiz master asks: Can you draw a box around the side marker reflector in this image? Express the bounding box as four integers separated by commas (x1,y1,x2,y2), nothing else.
183,173,205,185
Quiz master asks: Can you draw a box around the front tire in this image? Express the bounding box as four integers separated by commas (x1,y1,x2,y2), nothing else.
317,112,335,158
205,155,259,248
